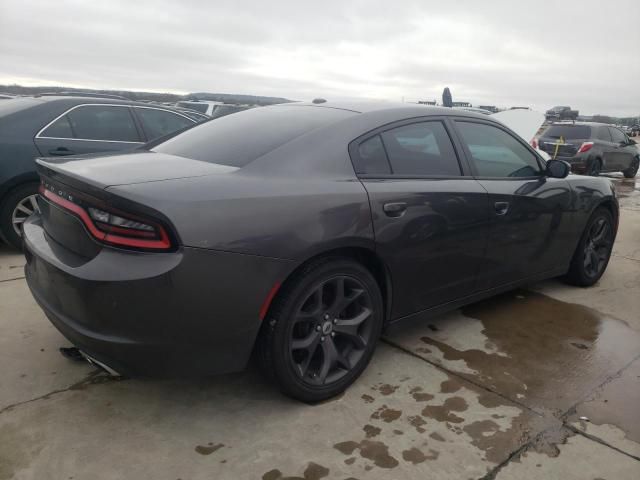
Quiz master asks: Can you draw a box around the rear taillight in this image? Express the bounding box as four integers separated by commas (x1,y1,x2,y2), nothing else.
530,138,538,149
39,183,172,251
577,142,594,153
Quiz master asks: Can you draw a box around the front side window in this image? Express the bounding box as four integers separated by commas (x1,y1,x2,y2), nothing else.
41,116,74,138
66,105,140,142
380,121,461,176
136,108,193,141
456,122,541,178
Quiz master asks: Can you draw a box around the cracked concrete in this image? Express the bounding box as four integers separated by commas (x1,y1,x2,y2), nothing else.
0,176,638,479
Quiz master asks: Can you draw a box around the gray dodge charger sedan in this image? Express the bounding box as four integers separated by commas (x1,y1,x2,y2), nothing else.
23,102,618,402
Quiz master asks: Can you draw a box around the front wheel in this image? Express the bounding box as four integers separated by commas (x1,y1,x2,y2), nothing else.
564,208,614,287
623,157,639,178
258,257,384,403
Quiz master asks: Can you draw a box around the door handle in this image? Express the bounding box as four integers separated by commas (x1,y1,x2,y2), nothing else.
494,201,509,216
383,202,408,217
48,147,75,156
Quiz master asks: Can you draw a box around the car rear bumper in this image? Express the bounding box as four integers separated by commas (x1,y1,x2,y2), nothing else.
23,215,291,377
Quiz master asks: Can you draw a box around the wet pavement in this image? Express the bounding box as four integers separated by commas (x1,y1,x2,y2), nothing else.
1,175,639,479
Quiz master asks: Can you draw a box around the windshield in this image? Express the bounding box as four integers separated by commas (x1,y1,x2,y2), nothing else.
542,125,591,140
152,105,354,167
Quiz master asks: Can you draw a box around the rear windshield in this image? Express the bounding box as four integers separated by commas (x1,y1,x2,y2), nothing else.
542,125,591,140
152,105,354,167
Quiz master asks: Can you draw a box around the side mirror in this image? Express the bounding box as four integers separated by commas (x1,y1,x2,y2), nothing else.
546,159,570,179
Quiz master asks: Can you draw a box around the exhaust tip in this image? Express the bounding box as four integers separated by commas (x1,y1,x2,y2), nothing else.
59,346,121,376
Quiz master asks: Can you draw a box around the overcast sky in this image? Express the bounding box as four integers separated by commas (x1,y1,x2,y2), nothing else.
1,0,639,116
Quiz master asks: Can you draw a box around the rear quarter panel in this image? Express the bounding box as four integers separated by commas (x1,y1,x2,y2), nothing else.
106,172,374,261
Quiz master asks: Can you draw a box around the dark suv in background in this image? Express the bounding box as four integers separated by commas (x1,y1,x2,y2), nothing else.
537,122,639,177
0,94,200,248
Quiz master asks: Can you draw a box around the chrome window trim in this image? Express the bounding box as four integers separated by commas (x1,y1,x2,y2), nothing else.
35,103,195,142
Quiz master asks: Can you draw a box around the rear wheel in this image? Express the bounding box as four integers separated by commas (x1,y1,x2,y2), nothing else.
564,208,614,287
587,159,601,176
623,156,639,178
258,257,384,402
0,183,40,249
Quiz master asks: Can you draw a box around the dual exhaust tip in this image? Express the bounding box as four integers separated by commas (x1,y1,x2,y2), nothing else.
59,346,121,376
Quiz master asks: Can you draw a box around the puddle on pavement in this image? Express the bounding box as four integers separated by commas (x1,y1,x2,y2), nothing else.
571,357,640,444
262,462,330,480
415,290,640,415
606,175,640,209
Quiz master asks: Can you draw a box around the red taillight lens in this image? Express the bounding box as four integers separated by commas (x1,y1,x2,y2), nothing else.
39,184,172,251
577,142,594,153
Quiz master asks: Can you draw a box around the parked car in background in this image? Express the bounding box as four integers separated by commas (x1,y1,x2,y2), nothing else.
175,100,222,115
24,102,618,402
0,95,198,248
175,100,253,119
209,104,254,119
537,122,639,177
545,106,579,121
631,124,640,137
172,107,211,123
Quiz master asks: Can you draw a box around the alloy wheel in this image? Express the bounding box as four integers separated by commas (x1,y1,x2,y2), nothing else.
583,216,612,278
289,276,374,386
11,194,40,236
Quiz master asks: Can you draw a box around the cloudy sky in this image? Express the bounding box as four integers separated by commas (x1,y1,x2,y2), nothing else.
1,0,639,115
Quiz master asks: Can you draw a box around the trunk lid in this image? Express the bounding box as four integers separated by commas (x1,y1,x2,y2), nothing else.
36,151,238,190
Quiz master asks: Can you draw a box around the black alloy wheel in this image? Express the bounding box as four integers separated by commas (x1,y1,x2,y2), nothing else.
259,257,383,402
582,216,613,279
623,156,639,178
289,276,374,386
564,208,614,287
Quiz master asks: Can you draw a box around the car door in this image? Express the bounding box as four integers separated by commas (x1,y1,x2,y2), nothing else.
452,119,574,290
35,104,144,157
606,127,636,171
132,107,195,142
350,118,489,319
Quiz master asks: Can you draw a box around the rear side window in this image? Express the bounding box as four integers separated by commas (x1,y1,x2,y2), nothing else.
153,105,354,167
542,125,591,140
381,122,460,176
135,108,193,141
456,121,541,178
67,105,141,142
354,135,391,174
41,116,74,138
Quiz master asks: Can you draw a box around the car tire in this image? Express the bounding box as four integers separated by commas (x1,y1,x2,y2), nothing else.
587,159,601,177
563,207,614,287
258,256,384,403
0,182,40,250
623,156,639,178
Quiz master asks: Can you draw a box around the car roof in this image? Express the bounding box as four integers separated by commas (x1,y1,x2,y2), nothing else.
275,100,492,119
547,121,610,127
